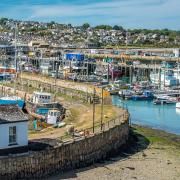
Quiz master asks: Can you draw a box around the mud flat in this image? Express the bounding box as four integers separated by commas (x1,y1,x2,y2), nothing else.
49,125,180,180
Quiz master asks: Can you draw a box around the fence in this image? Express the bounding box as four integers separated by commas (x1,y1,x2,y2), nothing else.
56,110,129,144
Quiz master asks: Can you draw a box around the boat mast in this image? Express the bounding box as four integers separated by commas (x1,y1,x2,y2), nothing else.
13,23,18,96
14,23,18,72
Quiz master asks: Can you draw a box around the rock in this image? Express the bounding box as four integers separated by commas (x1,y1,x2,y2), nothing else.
126,167,135,170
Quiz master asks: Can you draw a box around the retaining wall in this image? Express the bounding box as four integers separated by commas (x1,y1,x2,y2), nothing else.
0,116,129,180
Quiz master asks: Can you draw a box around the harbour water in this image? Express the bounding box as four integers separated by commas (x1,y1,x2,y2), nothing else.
112,95,180,135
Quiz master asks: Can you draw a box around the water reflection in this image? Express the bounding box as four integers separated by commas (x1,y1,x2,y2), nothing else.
176,108,180,115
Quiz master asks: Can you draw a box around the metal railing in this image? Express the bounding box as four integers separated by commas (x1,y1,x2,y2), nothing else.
58,111,129,143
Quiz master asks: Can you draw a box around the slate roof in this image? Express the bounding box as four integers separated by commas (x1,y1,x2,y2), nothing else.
0,104,28,124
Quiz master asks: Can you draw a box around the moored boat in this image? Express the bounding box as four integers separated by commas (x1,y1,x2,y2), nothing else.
131,90,154,101
153,99,176,105
153,95,177,105
119,90,134,100
0,96,25,109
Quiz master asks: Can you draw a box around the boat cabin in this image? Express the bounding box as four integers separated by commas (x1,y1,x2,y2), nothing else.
32,92,52,104
0,104,28,155
47,109,61,125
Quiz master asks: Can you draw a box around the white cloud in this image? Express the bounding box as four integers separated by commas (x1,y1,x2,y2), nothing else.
0,0,179,29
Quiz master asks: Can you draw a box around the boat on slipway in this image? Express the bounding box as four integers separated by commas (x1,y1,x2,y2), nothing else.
25,91,66,125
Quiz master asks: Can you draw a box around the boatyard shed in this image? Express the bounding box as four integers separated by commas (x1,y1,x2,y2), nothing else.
0,104,28,151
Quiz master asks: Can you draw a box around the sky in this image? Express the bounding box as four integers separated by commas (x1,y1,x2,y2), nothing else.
0,0,180,30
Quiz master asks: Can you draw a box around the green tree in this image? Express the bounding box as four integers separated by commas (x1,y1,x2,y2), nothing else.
113,25,124,31
0,18,8,25
47,21,55,28
95,25,112,30
82,23,90,29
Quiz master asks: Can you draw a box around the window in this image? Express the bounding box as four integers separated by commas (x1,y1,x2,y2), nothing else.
9,126,17,145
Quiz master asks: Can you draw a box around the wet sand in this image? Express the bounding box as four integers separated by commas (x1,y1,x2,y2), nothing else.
48,125,180,180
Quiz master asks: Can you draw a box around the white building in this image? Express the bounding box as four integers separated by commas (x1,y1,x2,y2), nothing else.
0,105,28,151
173,49,180,57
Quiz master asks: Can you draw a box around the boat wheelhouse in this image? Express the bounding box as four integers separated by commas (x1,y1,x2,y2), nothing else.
47,109,62,125
32,91,52,104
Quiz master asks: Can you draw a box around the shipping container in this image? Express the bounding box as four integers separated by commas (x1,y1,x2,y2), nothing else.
66,53,85,61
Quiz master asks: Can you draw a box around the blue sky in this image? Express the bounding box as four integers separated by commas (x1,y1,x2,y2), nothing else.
0,0,180,30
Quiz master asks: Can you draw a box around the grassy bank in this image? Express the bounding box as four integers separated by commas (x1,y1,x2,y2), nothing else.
132,124,180,155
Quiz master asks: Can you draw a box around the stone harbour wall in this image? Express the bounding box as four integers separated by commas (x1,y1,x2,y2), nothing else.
0,116,129,180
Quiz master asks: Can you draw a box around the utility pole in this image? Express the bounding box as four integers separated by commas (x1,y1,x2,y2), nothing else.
92,87,96,133
107,63,110,83
101,88,104,131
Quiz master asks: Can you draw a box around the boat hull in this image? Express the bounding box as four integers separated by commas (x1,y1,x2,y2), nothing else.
0,99,25,109
131,96,154,101
25,101,66,119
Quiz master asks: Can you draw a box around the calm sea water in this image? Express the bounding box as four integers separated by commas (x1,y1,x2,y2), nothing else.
112,96,180,135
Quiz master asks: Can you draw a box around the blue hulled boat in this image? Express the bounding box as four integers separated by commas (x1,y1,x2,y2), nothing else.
131,91,154,101
0,96,25,109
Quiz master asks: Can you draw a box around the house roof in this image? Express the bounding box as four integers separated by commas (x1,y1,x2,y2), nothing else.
0,105,28,124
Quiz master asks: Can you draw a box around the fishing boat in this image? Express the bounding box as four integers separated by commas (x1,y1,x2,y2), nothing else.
108,87,120,95
153,94,177,105
0,96,25,109
119,90,134,100
0,65,16,74
153,98,176,105
0,64,16,82
131,90,154,101
25,91,65,124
